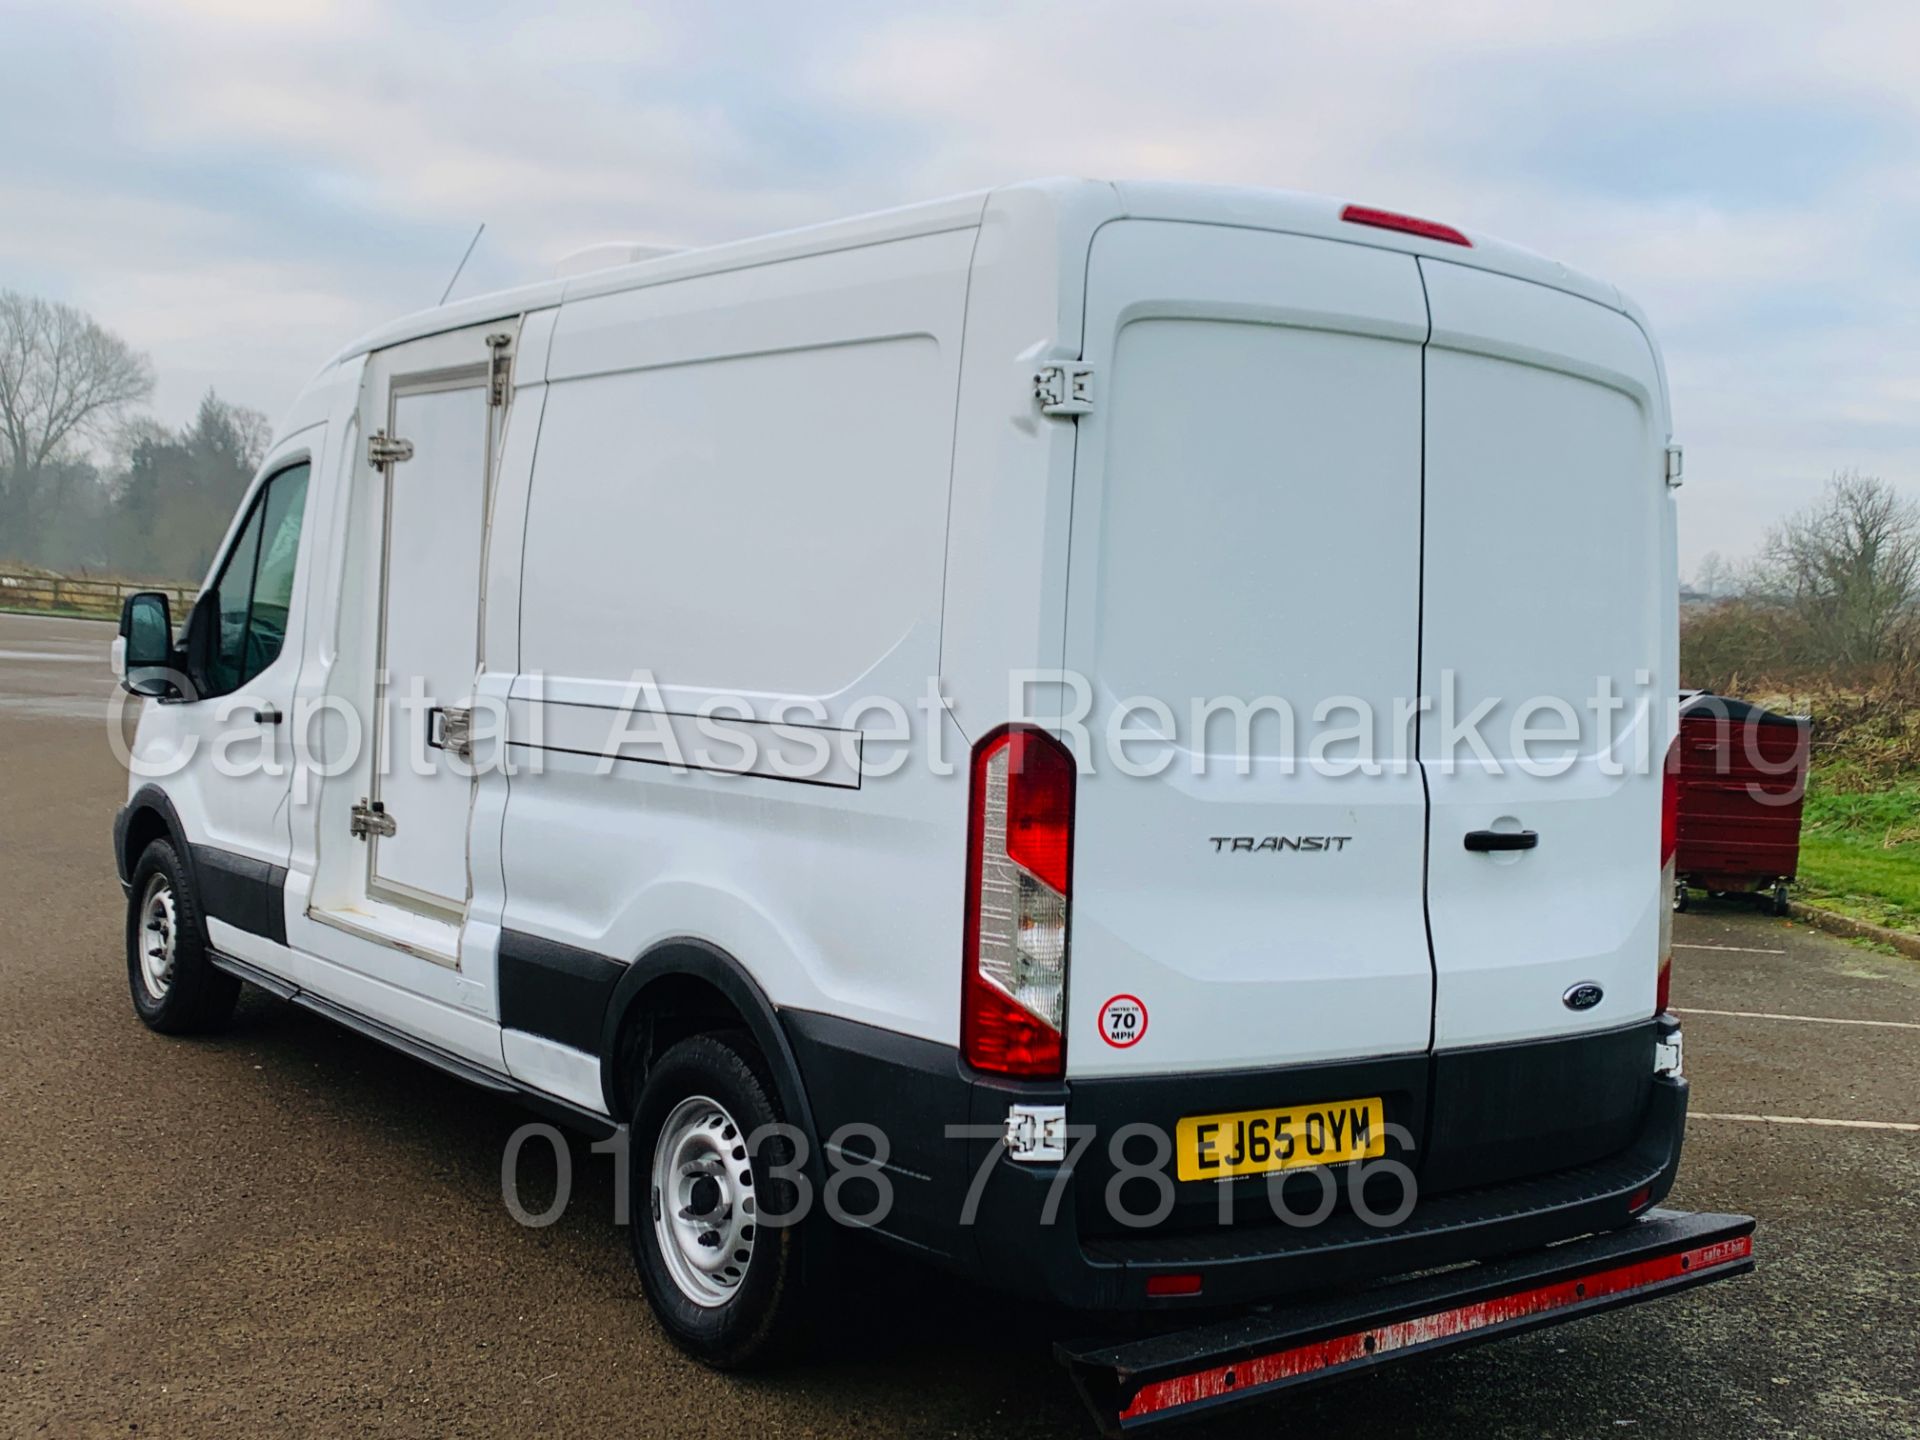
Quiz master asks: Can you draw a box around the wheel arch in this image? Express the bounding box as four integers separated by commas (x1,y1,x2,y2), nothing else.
599,937,822,1174
117,785,197,891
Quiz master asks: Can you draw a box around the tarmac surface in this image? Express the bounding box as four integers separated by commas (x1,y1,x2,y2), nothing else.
1,611,1915,1437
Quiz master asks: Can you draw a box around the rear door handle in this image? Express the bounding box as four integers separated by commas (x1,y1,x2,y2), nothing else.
1464,829,1537,852
251,705,283,726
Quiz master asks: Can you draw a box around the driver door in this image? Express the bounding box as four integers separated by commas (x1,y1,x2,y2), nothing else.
134,443,317,957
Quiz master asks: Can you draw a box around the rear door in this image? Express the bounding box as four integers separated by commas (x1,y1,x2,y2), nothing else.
1418,259,1671,1048
1061,220,1433,1078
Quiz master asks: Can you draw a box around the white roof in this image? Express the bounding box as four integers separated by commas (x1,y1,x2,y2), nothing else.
330,178,1633,365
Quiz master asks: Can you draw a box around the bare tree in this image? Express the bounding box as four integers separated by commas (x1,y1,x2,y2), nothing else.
1693,550,1736,599
1752,471,1920,666
0,290,155,557
230,404,272,473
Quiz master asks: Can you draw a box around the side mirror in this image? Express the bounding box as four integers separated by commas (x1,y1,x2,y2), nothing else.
118,591,180,698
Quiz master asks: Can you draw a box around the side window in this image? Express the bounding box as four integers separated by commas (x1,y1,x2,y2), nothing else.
246,465,310,678
204,498,265,698
200,462,312,697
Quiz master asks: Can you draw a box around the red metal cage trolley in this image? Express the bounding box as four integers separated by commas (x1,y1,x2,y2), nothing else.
1672,692,1811,916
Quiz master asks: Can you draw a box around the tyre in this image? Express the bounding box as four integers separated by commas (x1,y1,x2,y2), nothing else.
629,1032,814,1369
1771,882,1792,917
1672,879,1689,913
125,839,240,1035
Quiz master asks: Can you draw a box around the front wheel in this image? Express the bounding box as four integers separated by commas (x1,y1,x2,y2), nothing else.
629,1032,814,1369
1771,882,1792,917
125,839,239,1035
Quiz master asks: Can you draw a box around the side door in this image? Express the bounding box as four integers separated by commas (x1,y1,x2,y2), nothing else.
358,327,505,920
144,444,317,961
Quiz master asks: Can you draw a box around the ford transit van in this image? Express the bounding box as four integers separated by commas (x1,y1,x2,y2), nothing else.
111,180,1709,1388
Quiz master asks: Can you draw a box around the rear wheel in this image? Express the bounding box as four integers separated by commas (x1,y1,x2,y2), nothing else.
125,840,239,1035
1672,879,1689,913
1771,881,1792,917
629,1032,813,1369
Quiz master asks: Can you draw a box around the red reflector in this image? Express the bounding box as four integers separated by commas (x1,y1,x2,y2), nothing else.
1628,1186,1653,1214
1341,203,1471,247
1147,1274,1204,1299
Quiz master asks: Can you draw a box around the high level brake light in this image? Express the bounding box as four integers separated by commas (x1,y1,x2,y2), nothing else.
1659,736,1680,1013
962,726,1075,1079
1340,203,1472,247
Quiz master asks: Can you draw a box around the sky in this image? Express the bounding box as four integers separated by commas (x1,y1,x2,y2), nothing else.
2,0,1916,578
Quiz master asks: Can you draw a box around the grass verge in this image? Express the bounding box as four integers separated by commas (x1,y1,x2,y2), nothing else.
1797,777,1920,932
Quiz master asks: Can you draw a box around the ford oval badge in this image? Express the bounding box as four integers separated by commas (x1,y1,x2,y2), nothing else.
1563,982,1605,1012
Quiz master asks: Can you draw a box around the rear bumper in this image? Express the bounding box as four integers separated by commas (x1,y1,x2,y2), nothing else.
972,1070,1687,1310
785,1011,1689,1312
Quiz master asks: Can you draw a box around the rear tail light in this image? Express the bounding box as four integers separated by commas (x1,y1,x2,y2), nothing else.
1658,736,1679,1013
962,726,1075,1078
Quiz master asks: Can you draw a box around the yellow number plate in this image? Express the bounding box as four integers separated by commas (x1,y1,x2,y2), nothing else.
1175,1097,1386,1181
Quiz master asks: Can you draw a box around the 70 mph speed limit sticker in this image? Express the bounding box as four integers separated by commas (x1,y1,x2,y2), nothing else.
1099,994,1148,1048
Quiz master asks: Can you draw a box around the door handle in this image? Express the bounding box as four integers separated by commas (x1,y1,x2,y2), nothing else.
1464,828,1537,852
251,705,283,726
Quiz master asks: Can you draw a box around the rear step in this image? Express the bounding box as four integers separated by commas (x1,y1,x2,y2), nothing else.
1057,1209,1754,1434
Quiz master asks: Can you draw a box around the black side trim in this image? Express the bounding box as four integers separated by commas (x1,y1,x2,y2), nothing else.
206,948,298,999
498,930,626,1054
206,950,620,1141
190,844,289,946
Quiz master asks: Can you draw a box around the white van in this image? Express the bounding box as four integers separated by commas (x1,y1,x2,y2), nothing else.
112,179,1721,1398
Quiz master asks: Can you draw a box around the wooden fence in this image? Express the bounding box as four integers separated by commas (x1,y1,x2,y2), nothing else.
0,570,197,622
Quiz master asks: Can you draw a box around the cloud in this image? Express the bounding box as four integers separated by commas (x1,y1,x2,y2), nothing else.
1,0,1915,571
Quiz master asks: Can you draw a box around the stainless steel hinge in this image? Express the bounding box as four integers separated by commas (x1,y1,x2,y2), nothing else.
1665,444,1684,489
368,431,414,468
350,798,397,841
1035,361,1095,417
1003,1104,1068,1163
430,705,474,763
486,332,513,407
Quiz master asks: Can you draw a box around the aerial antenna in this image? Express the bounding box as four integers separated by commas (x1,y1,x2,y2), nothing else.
438,222,486,306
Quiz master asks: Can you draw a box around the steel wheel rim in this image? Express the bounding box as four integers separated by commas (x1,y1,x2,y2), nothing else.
138,872,177,1002
651,1094,757,1308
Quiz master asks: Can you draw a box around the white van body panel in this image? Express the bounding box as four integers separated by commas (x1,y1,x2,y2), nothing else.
500,223,978,1043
